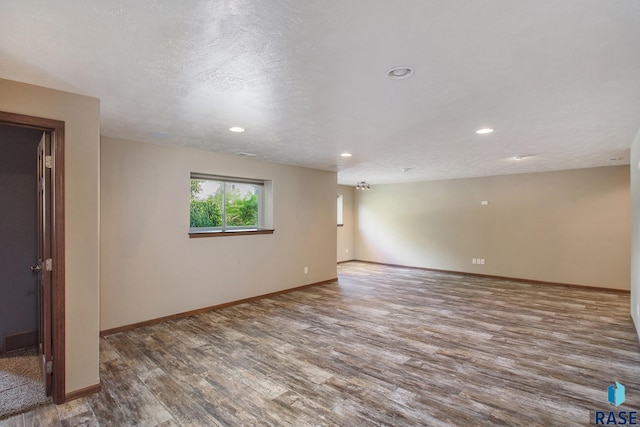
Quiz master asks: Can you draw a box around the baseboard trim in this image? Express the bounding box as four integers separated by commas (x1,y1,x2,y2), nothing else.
100,278,338,337
65,383,102,402
337,260,354,264
351,260,630,294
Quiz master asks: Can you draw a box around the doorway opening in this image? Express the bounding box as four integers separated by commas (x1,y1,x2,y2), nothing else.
0,111,65,406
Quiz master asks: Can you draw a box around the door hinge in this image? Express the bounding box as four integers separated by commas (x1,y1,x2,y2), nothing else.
45,156,52,169
46,360,53,374
45,258,53,271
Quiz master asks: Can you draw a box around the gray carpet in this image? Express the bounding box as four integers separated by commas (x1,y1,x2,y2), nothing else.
0,349,51,420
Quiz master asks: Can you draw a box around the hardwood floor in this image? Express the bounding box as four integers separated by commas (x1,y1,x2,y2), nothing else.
2,261,639,426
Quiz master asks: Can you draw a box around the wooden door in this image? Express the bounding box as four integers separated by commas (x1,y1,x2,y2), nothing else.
36,132,52,396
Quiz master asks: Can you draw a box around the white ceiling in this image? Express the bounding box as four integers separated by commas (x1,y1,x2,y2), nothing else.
1,1,640,185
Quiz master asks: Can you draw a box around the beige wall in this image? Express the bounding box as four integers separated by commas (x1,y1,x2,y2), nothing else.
630,130,640,339
337,185,355,262
355,166,630,290
100,137,337,330
0,78,101,393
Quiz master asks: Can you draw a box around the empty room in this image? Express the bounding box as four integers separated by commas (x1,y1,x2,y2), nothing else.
1,1,640,426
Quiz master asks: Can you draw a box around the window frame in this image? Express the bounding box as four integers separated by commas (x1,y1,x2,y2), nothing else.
189,173,273,237
337,194,344,227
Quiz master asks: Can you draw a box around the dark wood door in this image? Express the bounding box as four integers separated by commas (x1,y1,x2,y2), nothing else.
36,132,52,396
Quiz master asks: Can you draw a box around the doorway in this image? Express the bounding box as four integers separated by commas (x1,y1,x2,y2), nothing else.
0,111,65,405
0,124,41,353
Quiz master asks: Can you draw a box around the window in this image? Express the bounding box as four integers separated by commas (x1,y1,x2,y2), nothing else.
337,194,344,226
189,173,271,236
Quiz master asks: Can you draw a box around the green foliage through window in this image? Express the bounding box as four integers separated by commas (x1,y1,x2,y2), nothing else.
189,180,222,227
190,177,261,229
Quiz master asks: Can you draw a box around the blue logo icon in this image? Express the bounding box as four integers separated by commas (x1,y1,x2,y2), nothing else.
608,382,625,407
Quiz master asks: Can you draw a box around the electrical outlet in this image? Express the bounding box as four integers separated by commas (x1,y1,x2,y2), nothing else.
345,248,349,253
304,266,308,274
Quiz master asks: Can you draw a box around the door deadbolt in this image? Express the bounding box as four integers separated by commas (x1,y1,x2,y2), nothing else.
30,264,41,273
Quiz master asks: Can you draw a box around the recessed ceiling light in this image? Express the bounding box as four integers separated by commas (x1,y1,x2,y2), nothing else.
341,152,352,157
236,152,257,157
229,126,245,133
387,66,414,80
476,128,494,134
400,168,414,173
512,156,523,161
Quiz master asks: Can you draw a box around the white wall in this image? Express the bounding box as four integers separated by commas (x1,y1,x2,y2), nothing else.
630,130,640,339
100,137,337,331
355,166,630,290
0,78,101,394
337,185,355,262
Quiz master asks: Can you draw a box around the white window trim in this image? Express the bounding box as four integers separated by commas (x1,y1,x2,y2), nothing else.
189,173,271,236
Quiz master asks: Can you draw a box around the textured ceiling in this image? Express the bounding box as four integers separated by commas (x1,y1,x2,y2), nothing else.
1,1,640,184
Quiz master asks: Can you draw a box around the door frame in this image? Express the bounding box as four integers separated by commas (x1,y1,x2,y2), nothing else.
0,110,65,404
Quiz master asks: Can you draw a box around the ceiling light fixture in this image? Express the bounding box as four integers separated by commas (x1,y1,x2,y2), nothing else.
512,156,523,161
229,126,245,133
476,128,494,134
387,66,414,80
400,168,413,173
236,152,257,157
341,152,352,157
355,181,371,190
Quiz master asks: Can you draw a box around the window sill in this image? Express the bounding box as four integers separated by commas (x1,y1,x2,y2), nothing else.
189,229,275,238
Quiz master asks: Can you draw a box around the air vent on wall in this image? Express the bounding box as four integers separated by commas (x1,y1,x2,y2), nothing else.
3,330,38,353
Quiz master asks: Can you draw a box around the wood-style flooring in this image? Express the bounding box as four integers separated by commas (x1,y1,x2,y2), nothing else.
2,261,639,426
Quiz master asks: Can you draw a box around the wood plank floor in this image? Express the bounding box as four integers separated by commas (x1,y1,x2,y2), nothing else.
2,261,639,426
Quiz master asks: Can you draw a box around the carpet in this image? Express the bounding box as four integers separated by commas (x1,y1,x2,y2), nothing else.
0,349,51,420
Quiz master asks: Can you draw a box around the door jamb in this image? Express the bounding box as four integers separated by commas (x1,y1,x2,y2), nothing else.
0,111,66,404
